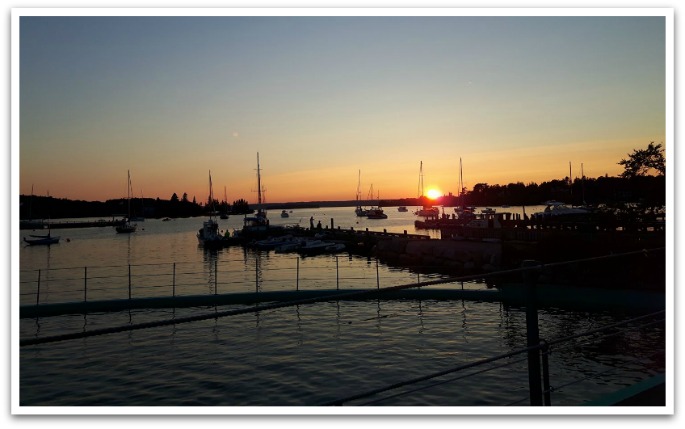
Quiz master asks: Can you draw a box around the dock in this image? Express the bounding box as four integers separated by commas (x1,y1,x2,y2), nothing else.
45,219,125,229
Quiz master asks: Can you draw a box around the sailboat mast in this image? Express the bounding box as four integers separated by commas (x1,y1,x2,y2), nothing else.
569,161,573,198
357,170,361,202
127,170,131,219
581,163,586,205
418,161,424,198
256,152,262,207
209,170,215,211
459,158,463,206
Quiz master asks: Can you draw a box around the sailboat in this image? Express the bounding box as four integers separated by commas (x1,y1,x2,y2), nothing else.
24,189,60,244
454,158,474,219
241,153,269,233
115,170,137,233
354,170,368,217
197,171,225,247
24,231,60,245
414,161,439,217
20,185,45,230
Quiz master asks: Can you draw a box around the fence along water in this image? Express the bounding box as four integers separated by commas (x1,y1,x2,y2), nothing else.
19,248,667,407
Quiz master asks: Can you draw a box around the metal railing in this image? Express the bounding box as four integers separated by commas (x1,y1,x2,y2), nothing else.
20,255,476,307
19,247,667,406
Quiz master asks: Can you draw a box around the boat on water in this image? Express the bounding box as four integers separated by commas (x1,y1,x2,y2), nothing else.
532,201,592,221
366,207,388,219
280,210,289,218
197,171,227,247
115,170,137,234
354,170,368,217
297,239,345,256
236,153,286,240
253,235,297,251
415,206,440,217
23,232,60,246
414,161,440,217
398,206,408,212
365,188,388,219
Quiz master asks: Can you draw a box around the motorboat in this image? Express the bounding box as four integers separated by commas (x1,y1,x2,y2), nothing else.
366,207,388,219
297,239,346,256
254,235,296,251
415,206,440,217
280,210,289,218
398,206,408,212
532,201,592,221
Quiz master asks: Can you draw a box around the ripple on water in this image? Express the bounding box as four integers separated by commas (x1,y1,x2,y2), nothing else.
20,300,665,407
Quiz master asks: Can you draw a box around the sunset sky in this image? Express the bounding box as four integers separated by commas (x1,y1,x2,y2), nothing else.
17,11,668,204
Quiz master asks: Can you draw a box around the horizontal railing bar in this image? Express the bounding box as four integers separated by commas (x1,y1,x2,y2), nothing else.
359,356,529,406
322,310,665,406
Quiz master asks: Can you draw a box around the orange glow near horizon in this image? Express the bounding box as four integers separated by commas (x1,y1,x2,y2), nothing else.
17,16,667,205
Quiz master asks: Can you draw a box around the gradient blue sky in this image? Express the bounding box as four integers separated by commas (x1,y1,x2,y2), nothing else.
18,12,667,203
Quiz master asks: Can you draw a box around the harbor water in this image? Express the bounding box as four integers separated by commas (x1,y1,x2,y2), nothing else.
18,206,666,407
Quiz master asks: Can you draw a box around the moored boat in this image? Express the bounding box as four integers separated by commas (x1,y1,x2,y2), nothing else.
197,171,227,247
297,239,346,256
366,207,388,219
23,232,60,246
115,171,137,234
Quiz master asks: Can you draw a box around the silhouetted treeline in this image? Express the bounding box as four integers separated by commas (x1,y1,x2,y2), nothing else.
20,175,665,220
19,194,254,220
444,175,665,208
385,175,666,209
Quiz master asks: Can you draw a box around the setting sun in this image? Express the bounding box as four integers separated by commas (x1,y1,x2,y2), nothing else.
426,188,442,200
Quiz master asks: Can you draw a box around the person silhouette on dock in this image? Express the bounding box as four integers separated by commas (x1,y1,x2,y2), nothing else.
310,216,315,230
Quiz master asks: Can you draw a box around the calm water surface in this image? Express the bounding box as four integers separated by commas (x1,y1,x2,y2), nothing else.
18,206,665,407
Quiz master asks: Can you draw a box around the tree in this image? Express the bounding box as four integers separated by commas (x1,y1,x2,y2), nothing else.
170,193,179,203
231,198,251,214
618,142,665,178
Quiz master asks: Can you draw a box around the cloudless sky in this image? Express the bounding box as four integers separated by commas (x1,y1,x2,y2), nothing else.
18,13,666,204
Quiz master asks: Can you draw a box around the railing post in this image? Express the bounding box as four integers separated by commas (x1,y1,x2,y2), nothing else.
296,257,300,291
84,266,88,303
336,256,339,290
215,258,218,295
376,258,380,290
36,269,41,306
522,259,543,406
172,262,176,297
128,264,132,300
540,340,552,406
